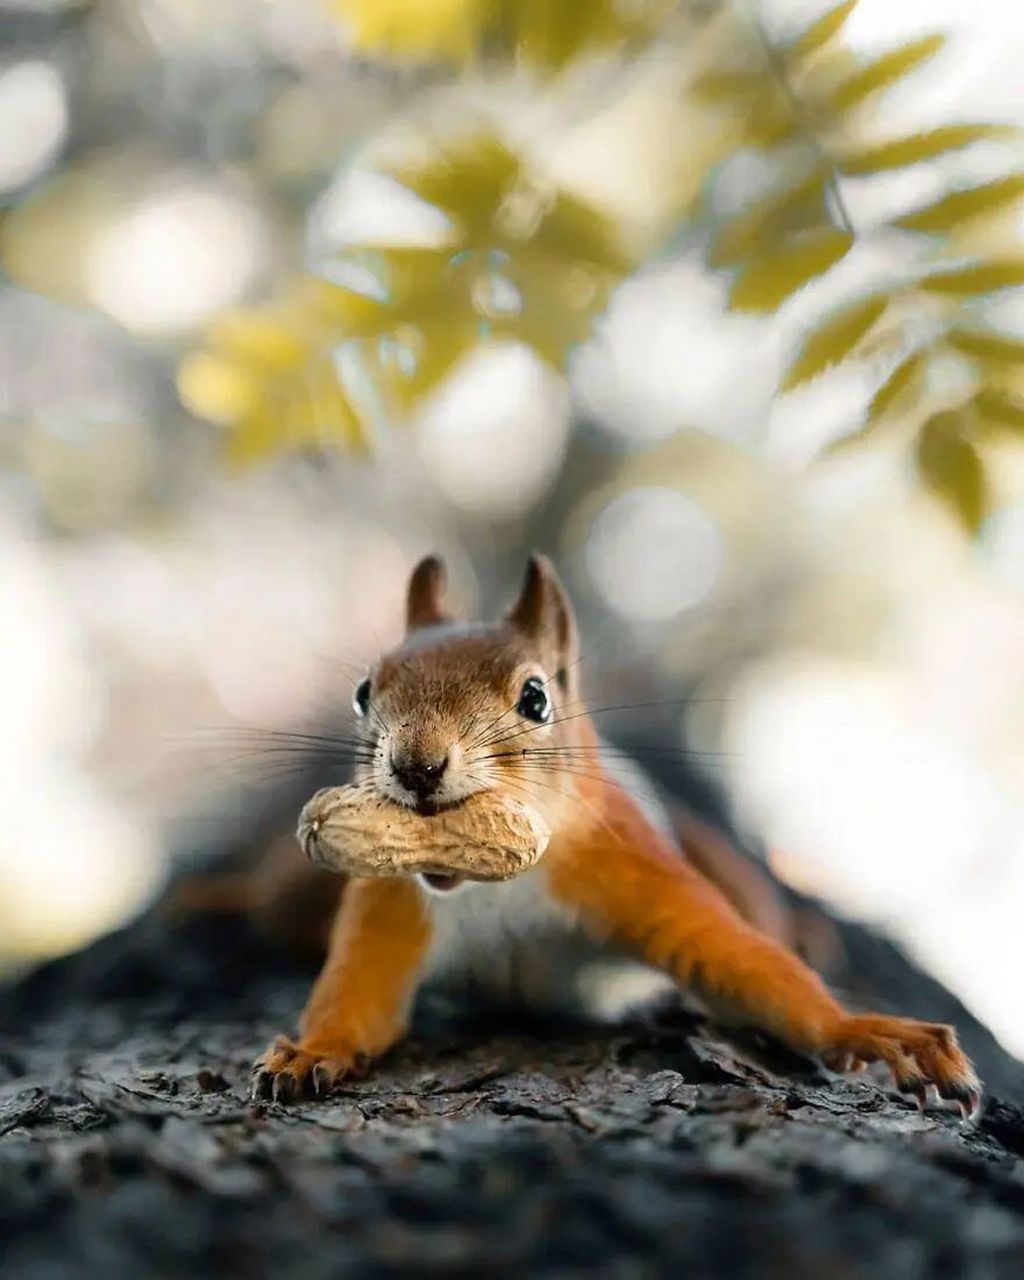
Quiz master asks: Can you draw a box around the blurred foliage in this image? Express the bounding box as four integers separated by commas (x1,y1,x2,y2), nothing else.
3,0,1014,532
178,280,385,462
183,132,633,459
330,0,677,68
692,2,1024,532
172,0,1024,529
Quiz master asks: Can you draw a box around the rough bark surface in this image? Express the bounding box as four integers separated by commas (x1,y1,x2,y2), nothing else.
2,899,1024,1280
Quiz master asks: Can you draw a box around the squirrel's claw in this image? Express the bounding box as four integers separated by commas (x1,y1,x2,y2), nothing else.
823,1014,981,1120
249,1035,360,1104
249,1068,271,1101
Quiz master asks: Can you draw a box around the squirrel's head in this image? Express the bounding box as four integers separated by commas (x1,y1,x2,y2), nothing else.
352,554,586,826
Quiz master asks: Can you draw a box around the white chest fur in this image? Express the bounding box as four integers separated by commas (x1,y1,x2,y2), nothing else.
420,867,672,1020
419,743,677,1018
421,867,590,1010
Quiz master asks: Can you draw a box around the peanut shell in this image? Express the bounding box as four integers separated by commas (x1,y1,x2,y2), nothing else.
297,782,550,881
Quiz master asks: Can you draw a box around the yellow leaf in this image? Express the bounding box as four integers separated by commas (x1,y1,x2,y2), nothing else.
207,311,309,368
179,282,372,460
782,293,888,389
690,69,793,149
729,229,853,312
300,275,390,333
868,350,927,422
392,136,521,242
789,0,859,62
511,0,633,69
690,69,762,103
973,388,1024,433
916,410,986,531
948,328,1024,365
386,316,478,407
898,175,1024,234
177,351,261,425
828,35,946,113
711,173,829,268
222,356,364,465
839,125,1018,175
531,190,632,274
920,259,1024,296
508,255,605,360
331,0,489,63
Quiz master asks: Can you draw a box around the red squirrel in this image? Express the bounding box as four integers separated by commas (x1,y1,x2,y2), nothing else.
250,554,981,1115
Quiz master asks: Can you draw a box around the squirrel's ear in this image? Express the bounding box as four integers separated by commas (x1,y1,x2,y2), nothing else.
507,554,578,688
406,555,449,632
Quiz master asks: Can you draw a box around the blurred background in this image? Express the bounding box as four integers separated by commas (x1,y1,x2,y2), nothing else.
2,0,1024,1059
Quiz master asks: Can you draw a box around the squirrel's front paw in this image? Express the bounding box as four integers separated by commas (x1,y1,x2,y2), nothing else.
250,1035,368,1103
822,1014,981,1117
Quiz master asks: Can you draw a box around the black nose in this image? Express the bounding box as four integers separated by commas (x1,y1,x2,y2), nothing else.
391,754,448,800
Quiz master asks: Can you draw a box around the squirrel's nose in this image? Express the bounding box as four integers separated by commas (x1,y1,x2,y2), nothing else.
391,753,448,801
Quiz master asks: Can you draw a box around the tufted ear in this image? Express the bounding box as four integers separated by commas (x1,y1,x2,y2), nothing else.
406,555,450,632
506,554,578,691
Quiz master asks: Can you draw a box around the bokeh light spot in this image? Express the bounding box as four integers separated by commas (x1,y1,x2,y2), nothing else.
87,182,264,334
417,342,569,518
0,61,68,192
586,487,722,621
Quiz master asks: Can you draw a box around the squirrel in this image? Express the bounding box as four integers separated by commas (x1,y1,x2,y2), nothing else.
248,553,981,1115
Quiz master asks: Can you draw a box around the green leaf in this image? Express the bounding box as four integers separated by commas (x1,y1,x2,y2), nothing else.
782,293,888,389
916,410,986,531
729,229,853,312
898,174,1024,234
868,350,927,422
828,35,946,114
710,173,829,268
789,0,859,61
920,259,1024,296
838,125,1018,175
973,388,1024,434
948,327,1024,365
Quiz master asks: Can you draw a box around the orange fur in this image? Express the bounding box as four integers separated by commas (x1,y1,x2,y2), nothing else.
545,776,980,1112
250,552,981,1116
252,878,431,1101
548,778,843,1052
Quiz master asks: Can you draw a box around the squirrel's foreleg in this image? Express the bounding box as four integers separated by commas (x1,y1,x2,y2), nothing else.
252,878,431,1102
547,785,980,1115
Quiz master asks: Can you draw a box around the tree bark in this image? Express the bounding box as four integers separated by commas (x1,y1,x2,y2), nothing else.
2,893,1024,1279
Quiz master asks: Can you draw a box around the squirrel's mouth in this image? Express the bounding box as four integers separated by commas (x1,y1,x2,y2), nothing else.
420,872,465,893
413,796,463,817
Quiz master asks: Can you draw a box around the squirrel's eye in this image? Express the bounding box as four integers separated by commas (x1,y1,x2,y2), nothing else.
353,678,372,718
516,676,551,724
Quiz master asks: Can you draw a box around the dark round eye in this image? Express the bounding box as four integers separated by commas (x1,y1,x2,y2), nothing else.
353,678,372,718
516,676,551,724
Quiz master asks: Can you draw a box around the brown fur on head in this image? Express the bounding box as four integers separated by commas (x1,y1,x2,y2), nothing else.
352,554,586,827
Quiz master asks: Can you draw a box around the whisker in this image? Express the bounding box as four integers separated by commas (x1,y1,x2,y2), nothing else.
466,696,523,753
181,726,375,748
490,765,625,845
493,758,680,807
460,686,500,743
482,744,736,764
210,749,377,766
475,697,737,753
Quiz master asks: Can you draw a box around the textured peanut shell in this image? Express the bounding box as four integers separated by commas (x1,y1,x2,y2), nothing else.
297,782,550,881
